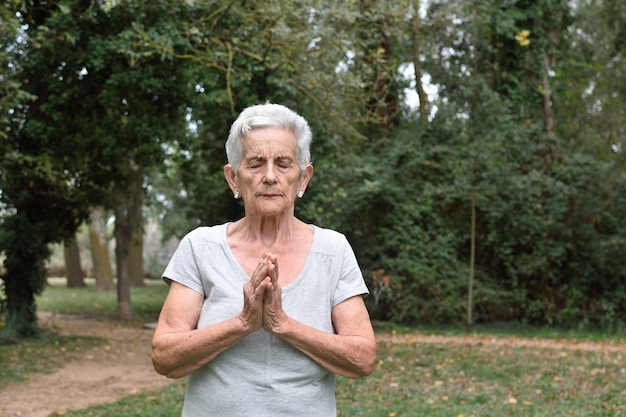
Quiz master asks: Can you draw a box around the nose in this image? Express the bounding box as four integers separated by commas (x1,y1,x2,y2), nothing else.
263,162,277,184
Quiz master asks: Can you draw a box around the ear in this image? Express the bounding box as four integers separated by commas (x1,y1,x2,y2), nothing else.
224,164,238,193
299,164,314,192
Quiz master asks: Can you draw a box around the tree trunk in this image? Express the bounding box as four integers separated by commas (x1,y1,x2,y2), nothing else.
129,228,145,287
2,255,45,338
129,177,145,287
357,2,398,138
540,0,567,134
64,234,86,288
467,191,476,333
411,0,429,125
114,205,134,321
113,166,144,321
89,207,115,291
1,214,50,338
541,54,555,134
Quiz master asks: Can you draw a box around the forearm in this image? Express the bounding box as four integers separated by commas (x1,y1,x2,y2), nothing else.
152,315,254,379
274,317,376,379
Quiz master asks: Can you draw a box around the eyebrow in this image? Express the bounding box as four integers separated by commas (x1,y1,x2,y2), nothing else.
247,155,294,163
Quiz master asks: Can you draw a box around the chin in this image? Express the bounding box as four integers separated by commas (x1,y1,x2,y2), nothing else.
251,202,291,216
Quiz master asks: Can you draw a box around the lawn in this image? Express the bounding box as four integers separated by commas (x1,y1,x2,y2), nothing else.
336,336,626,416
51,335,626,417
37,277,168,323
1,278,166,387
3,279,626,416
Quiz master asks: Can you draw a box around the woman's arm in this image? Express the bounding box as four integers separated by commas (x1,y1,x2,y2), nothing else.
261,255,376,378
267,294,377,379
151,276,269,379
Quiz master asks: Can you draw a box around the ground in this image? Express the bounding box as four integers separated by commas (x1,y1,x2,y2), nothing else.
1,313,625,417
0,312,175,417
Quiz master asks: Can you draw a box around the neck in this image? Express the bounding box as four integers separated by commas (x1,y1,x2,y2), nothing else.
238,213,299,248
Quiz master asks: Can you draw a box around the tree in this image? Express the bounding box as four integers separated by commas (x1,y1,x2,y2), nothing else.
88,207,115,291
1,0,194,335
141,0,415,235
63,234,86,288
409,0,429,125
3,0,625,336
96,0,626,327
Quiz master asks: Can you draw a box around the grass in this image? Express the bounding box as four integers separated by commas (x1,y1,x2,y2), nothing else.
37,277,169,323
0,333,102,389
373,320,626,343
1,278,168,387
335,337,626,416
4,280,626,416
49,383,186,417
41,336,626,417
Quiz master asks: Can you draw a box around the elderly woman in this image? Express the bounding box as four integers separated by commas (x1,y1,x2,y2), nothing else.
151,103,376,417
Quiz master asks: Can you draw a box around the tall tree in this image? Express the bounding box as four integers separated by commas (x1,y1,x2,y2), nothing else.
410,0,429,125
63,234,86,288
1,1,91,338
1,0,193,334
88,207,115,291
141,0,412,236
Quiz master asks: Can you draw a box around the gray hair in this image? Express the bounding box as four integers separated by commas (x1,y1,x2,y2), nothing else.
225,103,312,174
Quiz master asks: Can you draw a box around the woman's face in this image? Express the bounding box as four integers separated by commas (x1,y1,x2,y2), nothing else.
229,126,312,217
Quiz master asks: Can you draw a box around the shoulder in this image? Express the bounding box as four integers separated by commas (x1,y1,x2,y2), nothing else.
175,224,229,254
311,225,352,252
312,225,345,240
182,223,229,243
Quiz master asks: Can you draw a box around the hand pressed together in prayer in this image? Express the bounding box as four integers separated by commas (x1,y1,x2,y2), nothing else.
242,252,288,334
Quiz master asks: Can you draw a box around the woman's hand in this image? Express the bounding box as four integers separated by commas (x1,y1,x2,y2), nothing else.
240,253,274,331
241,252,289,333
261,254,289,333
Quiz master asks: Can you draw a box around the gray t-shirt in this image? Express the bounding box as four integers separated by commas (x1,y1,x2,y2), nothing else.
162,223,369,417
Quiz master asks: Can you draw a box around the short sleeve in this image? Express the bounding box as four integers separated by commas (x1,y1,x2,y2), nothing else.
331,234,369,306
161,232,205,296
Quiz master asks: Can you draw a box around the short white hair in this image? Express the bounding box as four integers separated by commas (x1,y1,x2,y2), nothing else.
225,103,312,173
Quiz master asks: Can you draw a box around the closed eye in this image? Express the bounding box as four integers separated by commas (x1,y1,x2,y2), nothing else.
276,157,294,168
247,157,265,168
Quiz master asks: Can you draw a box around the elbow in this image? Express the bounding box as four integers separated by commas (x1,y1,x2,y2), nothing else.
344,359,375,379
360,355,376,377
152,346,186,379
357,350,377,378
162,369,188,380
151,349,172,377
346,343,377,379
152,357,187,380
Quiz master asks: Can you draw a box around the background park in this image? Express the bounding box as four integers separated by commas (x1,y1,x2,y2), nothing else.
1,0,625,415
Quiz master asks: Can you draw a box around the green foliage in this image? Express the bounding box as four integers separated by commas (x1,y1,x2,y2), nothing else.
2,0,626,334
1,0,194,336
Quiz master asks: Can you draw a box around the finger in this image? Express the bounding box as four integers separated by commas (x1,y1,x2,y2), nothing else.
251,259,270,286
267,263,278,289
269,254,278,280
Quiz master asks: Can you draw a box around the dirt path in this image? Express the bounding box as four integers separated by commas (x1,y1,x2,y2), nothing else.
1,312,175,417
380,332,626,354
2,314,625,417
